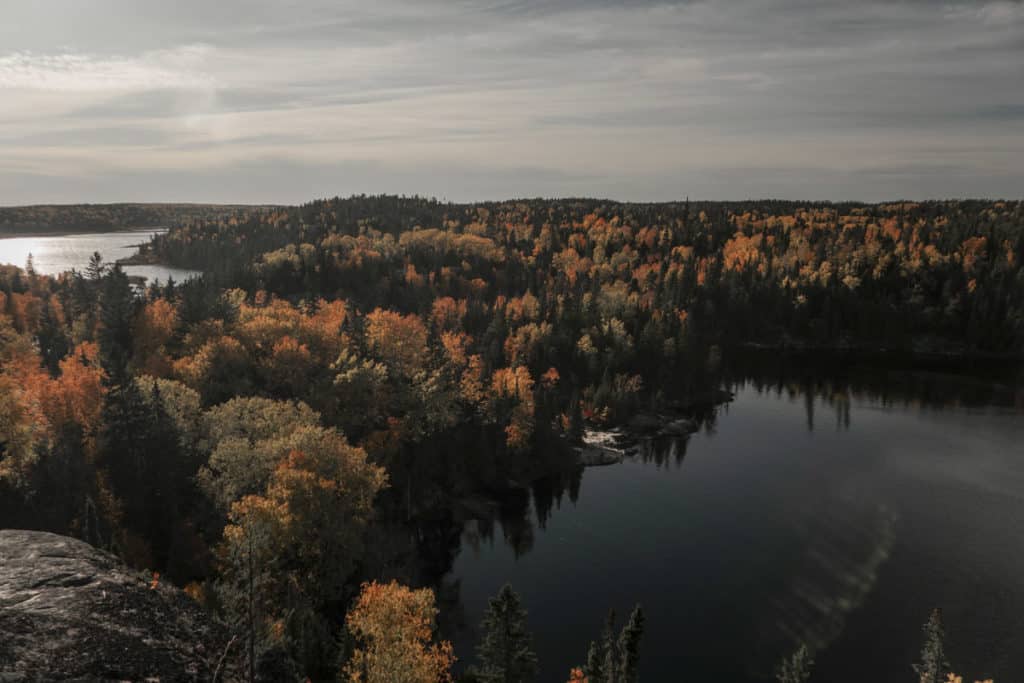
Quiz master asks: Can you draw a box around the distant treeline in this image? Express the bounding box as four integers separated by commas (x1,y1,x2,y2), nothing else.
0,203,267,235
148,195,1024,355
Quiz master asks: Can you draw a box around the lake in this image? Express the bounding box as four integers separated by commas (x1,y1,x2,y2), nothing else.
442,366,1024,682
0,229,199,284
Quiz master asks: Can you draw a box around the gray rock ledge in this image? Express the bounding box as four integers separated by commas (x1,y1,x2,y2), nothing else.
0,529,231,682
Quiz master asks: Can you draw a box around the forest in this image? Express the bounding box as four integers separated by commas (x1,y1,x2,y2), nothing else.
0,196,1021,681
0,203,257,235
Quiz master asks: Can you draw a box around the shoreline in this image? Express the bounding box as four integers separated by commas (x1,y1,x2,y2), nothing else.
732,341,1024,365
0,226,168,240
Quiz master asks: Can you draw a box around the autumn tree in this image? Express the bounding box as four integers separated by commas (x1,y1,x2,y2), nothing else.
474,584,538,683
364,308,430,380
219,426,386,677
344,580,454,683
133,298,178,376
567,668,588,683
199,397,321,510
0,374,39,486
489,366,535,450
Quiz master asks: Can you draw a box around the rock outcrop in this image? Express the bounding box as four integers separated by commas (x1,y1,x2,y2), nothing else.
576,429,626,466
0,529,232,682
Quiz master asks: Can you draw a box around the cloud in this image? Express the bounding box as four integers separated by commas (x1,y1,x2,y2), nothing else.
0,46,215,92
0,0,1022,202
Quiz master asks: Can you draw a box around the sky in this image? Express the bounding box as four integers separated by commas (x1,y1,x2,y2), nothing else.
0,0,1022,205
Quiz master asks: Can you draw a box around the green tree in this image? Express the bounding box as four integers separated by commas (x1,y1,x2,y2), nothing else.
585,606,643,683
585,640,605,683
914,608,951,683
85,251,106,281
617,605,644,683
97,265,136,387
36,297,69,375
775,644,813,683
475,584,538,683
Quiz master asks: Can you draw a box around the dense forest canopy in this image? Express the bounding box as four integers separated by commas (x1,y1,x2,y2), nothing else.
0,196,1020,681
148,196,1024,355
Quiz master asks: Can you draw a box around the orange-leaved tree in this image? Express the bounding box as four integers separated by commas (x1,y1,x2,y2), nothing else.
344,580,454,683
567,667,588,683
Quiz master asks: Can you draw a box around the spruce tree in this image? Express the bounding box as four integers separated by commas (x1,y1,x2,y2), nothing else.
98,265,136,387
585,640,605,683
36,298,69,375
914,608,951,683
475,584,538,683
617,605,644,683
584,606,644,683
775,644,813,683
600,610,618,683
86,251,106,282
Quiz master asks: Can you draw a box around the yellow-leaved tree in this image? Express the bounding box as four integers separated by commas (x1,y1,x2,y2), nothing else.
344,580,454,683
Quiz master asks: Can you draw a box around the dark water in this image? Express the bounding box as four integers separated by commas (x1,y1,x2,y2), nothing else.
443,371,1024,682
0,229,198,284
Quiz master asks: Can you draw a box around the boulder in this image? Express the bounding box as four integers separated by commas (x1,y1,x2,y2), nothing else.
576,429,625,466
0,530,234,682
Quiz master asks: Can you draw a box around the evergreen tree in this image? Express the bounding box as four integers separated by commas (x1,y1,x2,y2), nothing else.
601,610,618,683
86,251,106,281
475,584,538,683
36,297,69,375
914,608,951,683
617,605,644,683
775,644,813,683
584,606,644,683
97,265,136,387
585,640,605,683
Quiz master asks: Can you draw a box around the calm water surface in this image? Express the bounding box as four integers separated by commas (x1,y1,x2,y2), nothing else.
446,378,1024,682
0,229,198,284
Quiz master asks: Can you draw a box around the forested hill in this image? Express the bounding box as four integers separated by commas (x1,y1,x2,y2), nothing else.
0,203,263,235
147,196,1024,355
0,196,1020,679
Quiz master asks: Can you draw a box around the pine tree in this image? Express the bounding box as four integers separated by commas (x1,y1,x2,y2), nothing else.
775,644,813,683
475,584,538,683
37,297,69,375
600,610,617,683
617,605,644,683
914,608,951,683
584,606,644,683
98,265,136,388
86,251,106,282
585,640,605,683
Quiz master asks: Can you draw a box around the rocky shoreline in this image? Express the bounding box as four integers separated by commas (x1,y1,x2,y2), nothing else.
574,388,734,467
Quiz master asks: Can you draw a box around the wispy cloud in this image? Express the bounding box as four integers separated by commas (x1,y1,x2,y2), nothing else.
0,0,1022,203
0,46,215,92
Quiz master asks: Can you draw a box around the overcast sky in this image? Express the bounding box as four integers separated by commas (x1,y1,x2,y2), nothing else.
1,0,1022,204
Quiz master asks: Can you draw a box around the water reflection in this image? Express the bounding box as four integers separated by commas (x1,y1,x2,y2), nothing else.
0,229,199,284
726,351,1024,433
380,361,1023,682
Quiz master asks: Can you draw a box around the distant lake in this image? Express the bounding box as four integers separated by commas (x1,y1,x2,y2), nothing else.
0,229,199,284
441,366,1024,682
